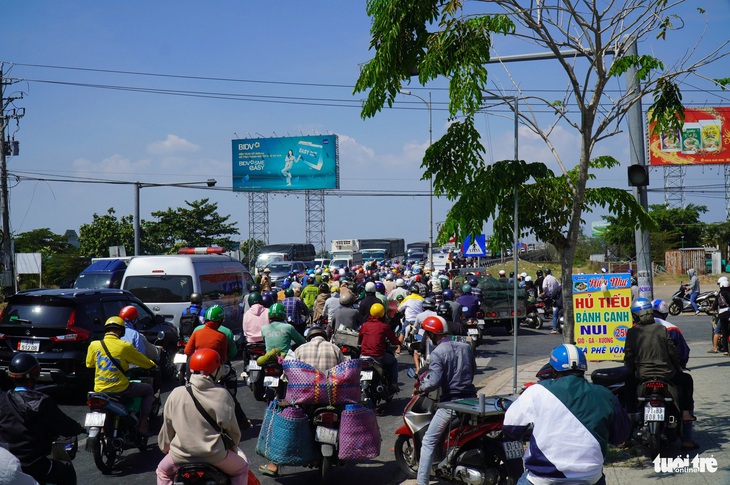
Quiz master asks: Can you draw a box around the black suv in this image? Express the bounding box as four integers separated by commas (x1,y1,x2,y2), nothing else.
0,288,168,388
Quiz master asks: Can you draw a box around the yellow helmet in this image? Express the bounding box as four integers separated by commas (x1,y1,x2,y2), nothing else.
370,303,385,318
104,316,125,330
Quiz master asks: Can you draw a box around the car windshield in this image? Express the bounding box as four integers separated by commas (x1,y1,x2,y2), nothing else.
123,275,194,303
267,263,292,271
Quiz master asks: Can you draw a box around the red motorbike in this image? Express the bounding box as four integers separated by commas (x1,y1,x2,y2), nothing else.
394,389,524,484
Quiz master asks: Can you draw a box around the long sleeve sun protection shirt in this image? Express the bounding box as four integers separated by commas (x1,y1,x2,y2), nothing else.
85,333,156,393
503,374,631,484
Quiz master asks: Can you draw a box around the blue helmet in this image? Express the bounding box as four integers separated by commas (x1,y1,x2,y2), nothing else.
549,344,587,372
442,289,455,301
281,280,291,289
375,281,385,294
631,297,653,324
651,299,669,316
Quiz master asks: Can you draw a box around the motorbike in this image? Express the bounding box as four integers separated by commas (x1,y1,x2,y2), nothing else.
137,318,179,380
394,390,524,484
84,380,157,474
465,318,482,350
247,347,285,403
360,353,397,408
668,284,715,316
523,302,542,330
536,297,553,323
308,404,346,482
173,463,230,485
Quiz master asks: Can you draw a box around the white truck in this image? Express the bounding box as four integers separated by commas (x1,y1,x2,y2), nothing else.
329,239,363,269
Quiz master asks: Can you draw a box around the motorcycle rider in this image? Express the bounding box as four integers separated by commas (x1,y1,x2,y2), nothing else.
261,302,306,355
242,292,268,344
686,268,701,315
534,269,545,295
86,317,157,436
0,447,38,484
397,286,425,346
0,353,85,485
282,287,309,336
119,305,160,361
359,303,401,394
441,288,462,324
624,298,699,451
322,286,342,329
437,302,466,336
504,344,630,485
295,326,345,373
300,277,320,313
311,283,331,326
331,291,364,331
414,317,476,485
180,293,206,331
541,268,561,334
710,276,730,354
388,278,409,301
384,272,397,293
358,281,382,319
652,299,690,367
456,284,480,321
185,305,229,364
157,348,249,485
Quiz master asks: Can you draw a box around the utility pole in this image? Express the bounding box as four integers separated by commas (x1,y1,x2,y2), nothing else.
1,69,24,292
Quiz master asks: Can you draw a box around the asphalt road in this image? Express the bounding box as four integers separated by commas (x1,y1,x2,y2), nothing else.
50,312,709,485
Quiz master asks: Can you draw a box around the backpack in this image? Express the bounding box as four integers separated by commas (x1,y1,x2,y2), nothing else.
179,306,203,340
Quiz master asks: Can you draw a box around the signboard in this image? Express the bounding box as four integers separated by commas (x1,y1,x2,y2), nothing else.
649,107,729,165
462,234,487,257
572,273,632,361
232,135,339,191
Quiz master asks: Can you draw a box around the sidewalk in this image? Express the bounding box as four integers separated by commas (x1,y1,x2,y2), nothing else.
477,339,730,484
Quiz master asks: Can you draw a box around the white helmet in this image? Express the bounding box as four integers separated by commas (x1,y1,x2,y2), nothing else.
396,278,405,287
524,276,532,282
339,268,346,276
498,270,506,276
719,277,729,288
520,272,527,278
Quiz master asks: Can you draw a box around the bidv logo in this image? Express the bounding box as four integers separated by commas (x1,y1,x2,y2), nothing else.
238,141,261,151
654,454,717,474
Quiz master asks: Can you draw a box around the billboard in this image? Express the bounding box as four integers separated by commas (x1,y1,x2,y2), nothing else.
572,273,632,361
649,107,729,165
232,135,339,191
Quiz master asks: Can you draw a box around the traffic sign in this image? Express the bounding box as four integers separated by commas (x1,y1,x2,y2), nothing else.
462,234,487,257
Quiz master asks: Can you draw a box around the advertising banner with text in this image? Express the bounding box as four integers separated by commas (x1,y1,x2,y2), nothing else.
232,135,339,191
572,273,632,361
649,107,729,165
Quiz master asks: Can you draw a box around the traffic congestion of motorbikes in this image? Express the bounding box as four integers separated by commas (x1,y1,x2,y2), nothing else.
0,257,718,485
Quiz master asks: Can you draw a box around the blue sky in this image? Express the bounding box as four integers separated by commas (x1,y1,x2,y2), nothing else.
3,1,729,255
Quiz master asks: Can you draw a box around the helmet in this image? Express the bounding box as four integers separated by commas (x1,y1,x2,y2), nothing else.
524,276,533,282
321,274,330,282
396,278,405,287
370,303,385,318
396,294,405,302
375,281,385,294
630,298,653,325
461,284,472,294
8,353,41,380
332,273,340,281
119,305,138,322
498,270,506,277
423,297,436,310
261,293,274,308
305,326,327,341
509,271,515,277
263,268,271,273
442,289,454,301
205,305,225,322
190,293,203,305
281,280,291,289
104,316,126,330
422,316,446,335
718,277,729,288
250,283,262,293
248,291,263,306
269,302,286,321
414,275,421,282
365,282,376,293
544,268,552,275
189,348,221,375
319,283,330,294
386,273,394,281
652,299,670,316
536,269,543,277
409,285,420,294
520,272,527,278
468,276,479,287
284,288,295,298
549,344,587,373
436,302,451,320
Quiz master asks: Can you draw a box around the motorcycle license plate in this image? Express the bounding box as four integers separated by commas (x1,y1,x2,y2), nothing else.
499,311,509,317
248,360,260,370
502,441,524,460
263,376,279,387
644,406,665,422
467,328,479,336
315,426,338,445
18,340,40,352
360,370,373,381
173,353,187,364
84,412,106,428
537,308,545,314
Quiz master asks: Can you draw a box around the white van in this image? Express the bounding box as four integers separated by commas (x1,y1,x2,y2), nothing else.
121,252,253,339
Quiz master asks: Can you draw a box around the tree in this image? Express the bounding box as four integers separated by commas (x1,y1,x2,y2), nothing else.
78,209,134,258
240,238,265,270
14,228,87,288
355,0,727,343
144,199,239,254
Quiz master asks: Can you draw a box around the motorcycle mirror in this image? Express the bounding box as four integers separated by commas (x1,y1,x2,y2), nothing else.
157,331,166,340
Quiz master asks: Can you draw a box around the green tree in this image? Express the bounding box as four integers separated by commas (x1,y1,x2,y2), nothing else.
240,238,265,270
705,221,730,263
355,1,725,343
78,209,134,258
144,199,239,254
14,228,87,288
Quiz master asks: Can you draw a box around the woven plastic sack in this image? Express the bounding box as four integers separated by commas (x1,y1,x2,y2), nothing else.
283,359,362,405
255,399,278,458
338,404,381,460
265,406,317,465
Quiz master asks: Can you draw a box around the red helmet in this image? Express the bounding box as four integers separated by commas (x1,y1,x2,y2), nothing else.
189,348,221,375
119,305,138,322
422,316,446,335
414,275,421,282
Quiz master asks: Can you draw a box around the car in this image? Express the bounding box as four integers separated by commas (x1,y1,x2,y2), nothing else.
0,288,171,389
266,260,308,288
407,251,428,263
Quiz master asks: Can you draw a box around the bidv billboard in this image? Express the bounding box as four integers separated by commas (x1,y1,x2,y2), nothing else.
232,135,339,191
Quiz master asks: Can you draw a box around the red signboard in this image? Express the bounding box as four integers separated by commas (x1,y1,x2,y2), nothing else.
648,107,729,165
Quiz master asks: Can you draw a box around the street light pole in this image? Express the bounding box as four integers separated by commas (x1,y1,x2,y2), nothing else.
400,90,434,271
133,179,216,256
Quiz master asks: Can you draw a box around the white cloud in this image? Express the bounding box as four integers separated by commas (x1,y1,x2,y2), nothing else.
72,154,153,177
148,134,200,154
